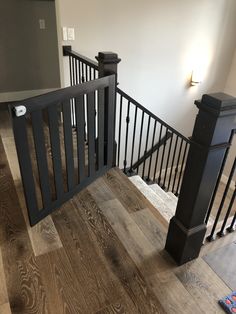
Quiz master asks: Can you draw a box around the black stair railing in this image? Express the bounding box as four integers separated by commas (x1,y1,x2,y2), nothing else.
115,88,190,195
63,46,190,196
204,128,236,241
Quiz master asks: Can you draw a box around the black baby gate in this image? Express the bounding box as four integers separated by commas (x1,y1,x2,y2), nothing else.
11,75,116,226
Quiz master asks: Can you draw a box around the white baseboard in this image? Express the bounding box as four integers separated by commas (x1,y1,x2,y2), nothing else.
0,88,58,103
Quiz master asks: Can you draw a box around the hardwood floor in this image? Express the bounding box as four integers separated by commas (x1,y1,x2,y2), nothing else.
0,109,235,313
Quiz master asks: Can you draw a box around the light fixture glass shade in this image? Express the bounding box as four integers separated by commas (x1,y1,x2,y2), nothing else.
191,69,203,86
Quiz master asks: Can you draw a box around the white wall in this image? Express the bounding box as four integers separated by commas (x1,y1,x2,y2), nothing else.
223,49,236,178
225,49,236,96
57,0,236,136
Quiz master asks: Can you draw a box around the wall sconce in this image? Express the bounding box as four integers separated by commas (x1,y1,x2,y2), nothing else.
191,69,203,86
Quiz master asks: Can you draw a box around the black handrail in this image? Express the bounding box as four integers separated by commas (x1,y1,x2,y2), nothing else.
116,88,190,194
63,46,99,70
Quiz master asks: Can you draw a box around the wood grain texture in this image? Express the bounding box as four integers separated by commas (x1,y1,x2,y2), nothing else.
0,137,49,314
0,303,12,314
0,115,63,257
104,168,169,228
16,181,63,257
174,258,230,313
72,189,166,313
131,209,166,250
0,249,8,306
100,199,169,276
103,168,152,213
87,176,116,205
52,200,124,313
95,296,136,314
36,248,88,314
147,271,203,314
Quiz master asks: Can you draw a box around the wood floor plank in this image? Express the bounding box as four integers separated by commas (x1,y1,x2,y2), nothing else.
103,168,152,213
1,137,21,182
131,209,166,250
0,303,12,314
73,189,166,313
0,249,8,306
15,181,63,257
87,176,116,205
94,296,136,314
0,111,14,139
0,120,63,257
104,169,168,228
0,137,50,314
52,199,126,313
36,248,88,314
100,199,170,276
147,270,203,314
174,258,230,313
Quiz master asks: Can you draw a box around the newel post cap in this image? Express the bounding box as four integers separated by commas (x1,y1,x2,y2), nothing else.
95,52,121,65
195,93,236,116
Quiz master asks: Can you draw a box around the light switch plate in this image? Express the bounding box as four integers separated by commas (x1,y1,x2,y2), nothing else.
67,28,75,41
39,19,46,30
62,27,68,41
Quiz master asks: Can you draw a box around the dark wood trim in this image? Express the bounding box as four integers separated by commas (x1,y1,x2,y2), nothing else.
165,93,236,265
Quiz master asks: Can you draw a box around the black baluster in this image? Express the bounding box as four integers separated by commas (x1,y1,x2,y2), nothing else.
78,61,82,84
172,138,183,194
175,141,188,196
81,63,85,83
142,116,151,179
167,135,178,191
129,106,138,174
163,132,173,190
227,211,236,233
147,120,157,182
153,124,163,182
137,111,145,174
75,59,78,85
117,95,123,167
124,101,130,174
218,185,236,236
85,65,88,82
69,56,73,86
158,127,168,186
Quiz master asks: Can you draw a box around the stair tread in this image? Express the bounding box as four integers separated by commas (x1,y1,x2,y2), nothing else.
149,184,171,202
129,176,176,223
167,191,178,201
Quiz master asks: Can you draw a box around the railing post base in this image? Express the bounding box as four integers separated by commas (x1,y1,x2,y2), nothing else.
165,217,206,265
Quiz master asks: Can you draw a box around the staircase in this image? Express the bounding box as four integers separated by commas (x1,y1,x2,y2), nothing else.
129,175,219,233
128,175,177,225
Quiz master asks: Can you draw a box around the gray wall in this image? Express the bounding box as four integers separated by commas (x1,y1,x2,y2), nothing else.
0,0,60,93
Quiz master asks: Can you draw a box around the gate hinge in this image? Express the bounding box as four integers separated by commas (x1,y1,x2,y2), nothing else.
13,105,27,117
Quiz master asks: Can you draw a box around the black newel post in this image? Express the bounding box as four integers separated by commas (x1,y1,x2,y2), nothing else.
165,93,236,265
96,52,121,166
